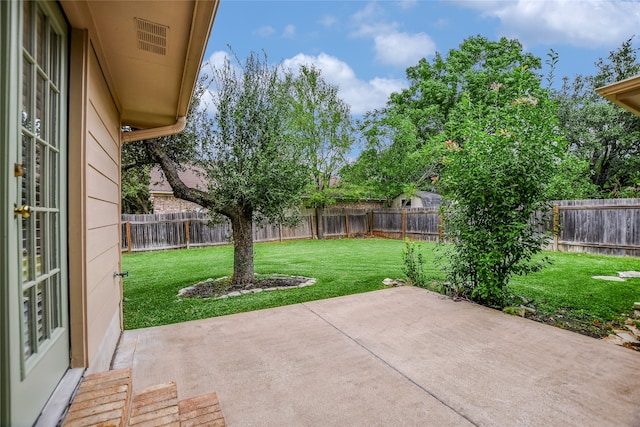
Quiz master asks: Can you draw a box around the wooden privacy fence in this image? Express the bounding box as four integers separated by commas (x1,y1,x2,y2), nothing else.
121,212,313,253
370,209,441,242
551,198,640,257
122,199,640,257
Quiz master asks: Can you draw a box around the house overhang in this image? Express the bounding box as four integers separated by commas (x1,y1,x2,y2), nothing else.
60,0,218,130
596,74,640,116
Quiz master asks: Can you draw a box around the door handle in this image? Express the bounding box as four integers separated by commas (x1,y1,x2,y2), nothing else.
14,204,31,218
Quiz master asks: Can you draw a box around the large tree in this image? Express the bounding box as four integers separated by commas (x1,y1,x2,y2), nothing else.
345,35,595,202
288,65,355,238
556,37,640,196
125,52,311,285
343,36,545,203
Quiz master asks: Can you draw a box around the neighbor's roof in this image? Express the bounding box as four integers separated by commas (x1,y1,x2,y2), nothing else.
596,74,640,117
149,165,207,194
60,0,219,129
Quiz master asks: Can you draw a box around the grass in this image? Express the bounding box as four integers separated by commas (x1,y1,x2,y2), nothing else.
123,238,409,329
122,238,640,337
508,251,640,336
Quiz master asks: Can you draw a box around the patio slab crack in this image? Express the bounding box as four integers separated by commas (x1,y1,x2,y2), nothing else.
301,303,479,427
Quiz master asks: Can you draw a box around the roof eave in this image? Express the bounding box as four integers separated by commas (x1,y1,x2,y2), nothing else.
596,74,640,116
60,0,219,133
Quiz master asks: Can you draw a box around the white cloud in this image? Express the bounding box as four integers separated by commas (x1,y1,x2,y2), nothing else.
398,0,418,10
283,53,407,115
199,50,406,116
254,25,276,38
319,15,338,28
374,32,436,67
350,2,436,68
282,24,296,39
203,51,230,71
461,0,640,48
198,51,235,116
350,3,398,38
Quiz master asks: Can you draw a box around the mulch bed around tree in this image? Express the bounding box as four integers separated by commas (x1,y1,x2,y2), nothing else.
178,275,312,299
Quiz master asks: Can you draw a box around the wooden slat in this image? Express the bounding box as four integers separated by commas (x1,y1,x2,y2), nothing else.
128,382,180,427
178,392,226,427
63,368,131,427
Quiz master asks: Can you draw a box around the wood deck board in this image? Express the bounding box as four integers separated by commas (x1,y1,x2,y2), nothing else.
128,382,179,426
61,366,226,427
62,368,131,427
178,392,226,427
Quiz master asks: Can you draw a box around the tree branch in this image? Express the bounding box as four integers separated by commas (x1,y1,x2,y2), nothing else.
145,139,214,209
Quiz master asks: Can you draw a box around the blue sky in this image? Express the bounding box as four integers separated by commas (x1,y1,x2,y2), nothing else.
204,0,640,116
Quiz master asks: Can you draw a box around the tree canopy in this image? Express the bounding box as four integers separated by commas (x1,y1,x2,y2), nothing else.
287,64,356,238
123,52,312,285
556,37,640,197
341,36,594,203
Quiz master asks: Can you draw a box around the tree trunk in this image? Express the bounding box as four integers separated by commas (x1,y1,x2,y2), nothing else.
230,210,254,286
316,205,325,240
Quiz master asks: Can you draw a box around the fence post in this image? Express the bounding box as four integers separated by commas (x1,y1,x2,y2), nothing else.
439,213,443,242
126,221,132,253
345,212,350,238
279,223,283,242
369,210,373,235
401,210,406,240
553,204,559,252
185,219,190,249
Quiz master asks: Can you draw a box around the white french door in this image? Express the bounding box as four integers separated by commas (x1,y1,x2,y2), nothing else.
1,1,69,426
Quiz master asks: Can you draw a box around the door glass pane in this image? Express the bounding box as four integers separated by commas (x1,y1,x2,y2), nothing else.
50,214,58,269
23,1,33,55
21,216,31,283
21,133,30,207
49,30,59,87
35,142,43,206
22,59,32,131
49,150,57,208
35,212,43,277
36,282,45,343
36,74,45,138
49,90,58,147
36,9,45,72
23,289,33,359
50,274,60,329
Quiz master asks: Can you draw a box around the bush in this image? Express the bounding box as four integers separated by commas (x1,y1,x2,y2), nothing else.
401,238,427,287
438,66,563,308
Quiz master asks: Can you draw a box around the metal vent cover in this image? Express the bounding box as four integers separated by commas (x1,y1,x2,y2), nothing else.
135,18,168,56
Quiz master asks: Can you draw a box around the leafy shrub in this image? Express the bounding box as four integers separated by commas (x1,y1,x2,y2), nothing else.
402,238,427,287
438,65,561,308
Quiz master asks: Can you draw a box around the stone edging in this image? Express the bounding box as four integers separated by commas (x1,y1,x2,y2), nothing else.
178,276,317,300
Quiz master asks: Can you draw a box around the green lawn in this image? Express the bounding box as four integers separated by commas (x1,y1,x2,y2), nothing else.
122,238,640,336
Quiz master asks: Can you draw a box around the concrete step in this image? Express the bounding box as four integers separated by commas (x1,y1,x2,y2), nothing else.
62,368,132,427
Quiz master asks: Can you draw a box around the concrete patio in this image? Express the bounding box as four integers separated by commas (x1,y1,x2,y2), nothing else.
113,286,640,426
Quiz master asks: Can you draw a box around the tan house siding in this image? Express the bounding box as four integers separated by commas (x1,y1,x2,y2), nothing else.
68,30,122,373
84,43,123,373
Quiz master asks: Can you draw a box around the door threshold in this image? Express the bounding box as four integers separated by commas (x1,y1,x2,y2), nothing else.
34,367,84,427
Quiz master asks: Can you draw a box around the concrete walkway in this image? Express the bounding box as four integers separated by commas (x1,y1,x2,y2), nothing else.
114,287,640,426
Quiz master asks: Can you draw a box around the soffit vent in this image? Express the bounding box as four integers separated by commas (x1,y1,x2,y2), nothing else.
135,18,168,56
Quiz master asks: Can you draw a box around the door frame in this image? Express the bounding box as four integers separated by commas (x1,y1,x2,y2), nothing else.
0,1,71,425
0,1,21,423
